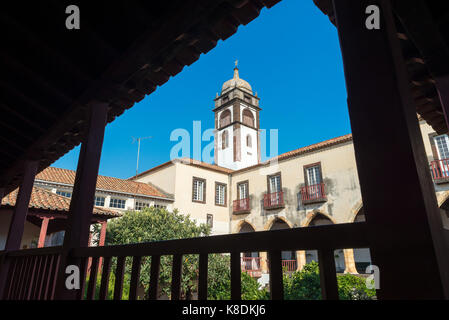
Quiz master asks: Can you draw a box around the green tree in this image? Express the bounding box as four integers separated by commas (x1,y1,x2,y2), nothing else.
96,207,268,300
283,261,376,300
96,207,209,299
207,254,269,300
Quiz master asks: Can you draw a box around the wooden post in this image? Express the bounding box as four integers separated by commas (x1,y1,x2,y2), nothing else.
0,188,4,204
55,102,108,299
99,221,107,247
37,217,50,248
98,221,107,273
0,161,38,298
333,0,449,298
435,75,449,131
4,161,38,250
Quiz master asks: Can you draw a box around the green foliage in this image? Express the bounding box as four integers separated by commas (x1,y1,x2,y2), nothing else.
98,207,210,299
283,261,322,300
283,261,376,300
84,271,130,300
207,254,269,300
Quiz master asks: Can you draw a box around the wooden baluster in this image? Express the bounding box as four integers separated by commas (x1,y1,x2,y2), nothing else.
113,256,126,300
75,257,88,300
171,254,182,300
38,255,52,300
198,253,208,301
48,254,61,300
230,252,241,300
148,255,160,300
18,256,31,300
10,257,23,300
99,256,112,300
26,256,39,300
4,257,17,300
318,249,339,300
86,257,99,300
31,256,43,300
268,250,283,300
129,256,142,300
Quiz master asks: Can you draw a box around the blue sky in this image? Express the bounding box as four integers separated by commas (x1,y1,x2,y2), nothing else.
53,0,350,179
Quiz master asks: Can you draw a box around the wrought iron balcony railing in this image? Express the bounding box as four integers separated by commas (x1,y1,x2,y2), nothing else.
430,159,449,183
263,191,284,210
300,183,327,204
233,198,250,214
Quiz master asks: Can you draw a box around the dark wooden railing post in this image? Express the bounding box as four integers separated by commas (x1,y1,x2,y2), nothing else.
318,249,339,300
171,254,182,300
435,75,449,130
333,0,449,298
230,252,241,300
148,255,161,300
54,102,108,300
268,250,283,300
0,161,38,299
198,253,208,300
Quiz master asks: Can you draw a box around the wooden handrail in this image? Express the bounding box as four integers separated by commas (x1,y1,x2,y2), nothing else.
1,222,369,301
71,222,368,258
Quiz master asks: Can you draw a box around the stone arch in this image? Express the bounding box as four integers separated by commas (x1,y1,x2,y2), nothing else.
233,220,257,234
219,109,231,128
263,216,293,231
437,192,449,229
437,190,449,207
302,210,336,227
242,108,255,127
348,200,363,223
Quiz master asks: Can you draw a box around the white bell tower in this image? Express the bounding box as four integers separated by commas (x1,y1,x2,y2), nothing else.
213,62,261,170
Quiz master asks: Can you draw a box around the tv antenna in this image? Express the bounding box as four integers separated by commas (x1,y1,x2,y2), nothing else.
132,136,152,178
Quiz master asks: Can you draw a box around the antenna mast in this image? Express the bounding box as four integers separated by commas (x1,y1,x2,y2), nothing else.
132,136,152,178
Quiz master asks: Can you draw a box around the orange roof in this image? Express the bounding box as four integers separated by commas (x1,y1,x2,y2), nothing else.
36,167,172,199
1,187,120,217
275,134,353,161
131,158,233,179
132,135,353,178
233,134,353,173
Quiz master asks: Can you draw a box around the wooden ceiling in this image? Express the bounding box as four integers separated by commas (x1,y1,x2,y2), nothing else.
314,0,449,135
0,0,280,194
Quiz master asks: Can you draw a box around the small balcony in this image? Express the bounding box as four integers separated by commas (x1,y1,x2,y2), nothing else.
300,183,327,204
282,260,297,272
430,159,449,184
241,257,262,278
233,198,251,214
263,191,285,210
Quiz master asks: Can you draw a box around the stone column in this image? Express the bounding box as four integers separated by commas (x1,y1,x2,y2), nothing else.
343,249,358,274
296,250,306,271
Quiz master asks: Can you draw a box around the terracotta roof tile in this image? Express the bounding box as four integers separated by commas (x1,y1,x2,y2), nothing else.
36,167,172,199
1,187,120,217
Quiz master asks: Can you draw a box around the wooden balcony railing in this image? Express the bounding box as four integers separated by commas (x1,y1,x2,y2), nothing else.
430,159,449,183
300,183,327,204
233,198,250,214
263,191,284,210
0,222,369,300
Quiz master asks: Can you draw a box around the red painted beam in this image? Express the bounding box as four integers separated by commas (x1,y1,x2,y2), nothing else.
37,217,50,248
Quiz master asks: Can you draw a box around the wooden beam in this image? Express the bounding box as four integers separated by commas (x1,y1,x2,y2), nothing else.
435,75,449,134
54,102,108,300
333,0,449,298
4,161,38,250
0,160,38,298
